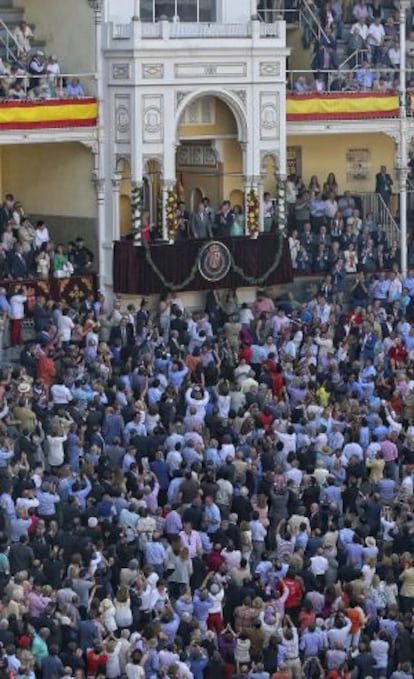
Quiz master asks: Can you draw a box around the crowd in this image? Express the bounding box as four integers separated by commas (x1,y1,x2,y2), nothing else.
288,0,413,94
0,193,94,283
0,263,411,679
0,20,87,100
284,168,402,274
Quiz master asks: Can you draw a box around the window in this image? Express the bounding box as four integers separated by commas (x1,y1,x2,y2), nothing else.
182,97,215,125
141,0,216,21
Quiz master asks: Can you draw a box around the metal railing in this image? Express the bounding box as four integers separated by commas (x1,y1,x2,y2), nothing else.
301,0,329,43
112,19,281,41
338,48,368,71
0,72,96,100
359,191,400,246
0,18,21,64
287,68,401,94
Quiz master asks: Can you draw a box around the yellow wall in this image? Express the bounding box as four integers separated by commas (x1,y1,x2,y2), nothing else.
287,132,395,193
221,139,243,201
287,27,313,72
18,0,95,75
2,143,95,218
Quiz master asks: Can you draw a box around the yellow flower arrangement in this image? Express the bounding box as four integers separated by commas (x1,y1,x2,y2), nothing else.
166,188,178,241
246,189,259,235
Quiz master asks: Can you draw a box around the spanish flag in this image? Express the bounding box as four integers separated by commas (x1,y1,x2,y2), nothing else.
287,93,399,121
0,97,97,130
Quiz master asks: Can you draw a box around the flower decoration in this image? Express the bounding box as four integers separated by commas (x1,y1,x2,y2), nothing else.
165,188,178,242
131,183,143,245
277,178,287,232
246,188,260,235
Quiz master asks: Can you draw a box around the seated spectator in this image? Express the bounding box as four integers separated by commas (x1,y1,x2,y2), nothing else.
66,78,85,97
294,75,310,93
388,40,401,69
356,61,376,89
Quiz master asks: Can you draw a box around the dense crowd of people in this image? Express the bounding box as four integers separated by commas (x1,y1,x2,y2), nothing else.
0,266,410,679
286,0,413,93
0,21,87,100
0,193,93,282
285,168,401,274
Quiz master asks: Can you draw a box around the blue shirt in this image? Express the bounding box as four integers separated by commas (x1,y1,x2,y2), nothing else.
204,502,221,534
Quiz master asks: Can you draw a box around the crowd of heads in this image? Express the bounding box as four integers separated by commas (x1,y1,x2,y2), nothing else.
289,0,414,94
0,272,410,678
0,193,93,280
0,21,85,100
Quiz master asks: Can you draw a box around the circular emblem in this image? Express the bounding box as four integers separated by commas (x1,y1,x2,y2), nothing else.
198,241,231,282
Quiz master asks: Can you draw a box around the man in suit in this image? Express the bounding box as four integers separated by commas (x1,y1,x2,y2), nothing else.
190,203,212,239
214,201,234,238
375,165,393,205
0,193,14,231
109,317,134,349
10,244,28,279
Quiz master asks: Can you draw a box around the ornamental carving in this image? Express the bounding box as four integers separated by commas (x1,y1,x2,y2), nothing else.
112,63,130,80
142,63,164,79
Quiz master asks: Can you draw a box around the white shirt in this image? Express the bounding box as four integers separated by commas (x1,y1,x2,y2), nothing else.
50,383,73,404
310,555,329,575
58,315,74,342
34,227,50,249
367,22,385,45
10,294,27,320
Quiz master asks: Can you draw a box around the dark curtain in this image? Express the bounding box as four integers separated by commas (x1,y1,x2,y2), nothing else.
113,235,293,294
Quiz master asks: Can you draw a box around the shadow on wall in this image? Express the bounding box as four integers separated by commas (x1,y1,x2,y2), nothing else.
31,215,98,265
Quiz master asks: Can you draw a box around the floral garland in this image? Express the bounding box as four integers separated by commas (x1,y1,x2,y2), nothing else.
246,188,260,235
131,183,143,245
277,178,287,232
165,188,178,242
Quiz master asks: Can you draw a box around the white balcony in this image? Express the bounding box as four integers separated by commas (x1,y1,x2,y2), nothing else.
107,18,283,47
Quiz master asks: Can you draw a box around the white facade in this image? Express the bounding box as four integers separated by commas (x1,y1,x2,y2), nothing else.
89,0,289,288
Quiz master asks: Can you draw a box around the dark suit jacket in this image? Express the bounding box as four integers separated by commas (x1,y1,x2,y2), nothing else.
10,252,28,278
109,324,134,347
375,172,393,195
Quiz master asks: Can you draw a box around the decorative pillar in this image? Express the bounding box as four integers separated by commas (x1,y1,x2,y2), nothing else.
111,172,122,241
131,181,143,246
92,173,105,277
399,0,410,277
88,0,106,272
277,175,287,233
133,0,140,20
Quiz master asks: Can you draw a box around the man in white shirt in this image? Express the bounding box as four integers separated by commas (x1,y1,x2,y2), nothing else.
10,286,27,347
57,309,74,346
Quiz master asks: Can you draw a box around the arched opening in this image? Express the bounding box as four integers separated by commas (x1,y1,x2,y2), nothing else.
175,93,246,217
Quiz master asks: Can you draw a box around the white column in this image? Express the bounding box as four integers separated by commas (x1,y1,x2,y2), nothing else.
92,175,106,277
112,172,122,241
88,0,106,274
400,0,409,277
133,0,140,19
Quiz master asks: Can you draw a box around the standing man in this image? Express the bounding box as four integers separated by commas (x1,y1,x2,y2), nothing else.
375,165,393,206
190,203,212,240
